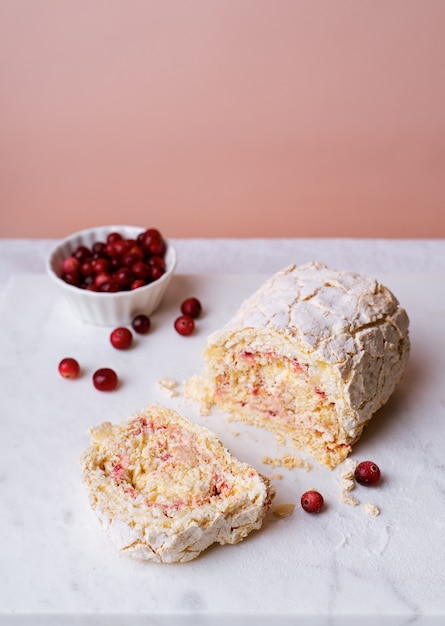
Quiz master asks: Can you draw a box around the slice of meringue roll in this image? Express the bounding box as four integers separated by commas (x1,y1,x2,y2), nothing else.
81,404,273,563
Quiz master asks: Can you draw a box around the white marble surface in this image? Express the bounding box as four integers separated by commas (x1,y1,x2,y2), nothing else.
1,238,445,626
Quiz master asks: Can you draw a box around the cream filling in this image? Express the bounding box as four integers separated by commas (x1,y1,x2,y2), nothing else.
103,426,233,514
90,413,267,523
210,348,351,450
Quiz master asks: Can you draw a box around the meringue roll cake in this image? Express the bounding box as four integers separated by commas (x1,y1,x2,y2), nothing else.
186,262,410,469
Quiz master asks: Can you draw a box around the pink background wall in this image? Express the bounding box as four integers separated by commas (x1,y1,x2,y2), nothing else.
1,0,445,239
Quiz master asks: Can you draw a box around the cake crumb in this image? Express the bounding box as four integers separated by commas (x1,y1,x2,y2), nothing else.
343,459,358,473
282,454,310,470
262,456,282,468
272,503,295,518
183,376,211,414
339,463,357,497
261,454,311,472
340,469,355,481
157,378,180,397
341,491,360,506
341,476,356,492
271,473,283,481
364,503,380,517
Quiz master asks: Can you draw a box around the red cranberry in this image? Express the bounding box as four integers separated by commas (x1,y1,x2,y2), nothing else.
181,297,202,318
105,242,119,258
61,256,80,274
99,279,120,292
130,279,146,290
301,490,324,513
110,327,133,349
122,252,139,268
131,314,151,334
139,228,162,251
144,227,162,239
93,368,118,391
127,244,145,261
106,232,123,244
114,267,133,289
73,245,92,262
354,461,381,486
58,357,80,379
94,272,112,289
147,237,166,257
113,239,129,257
147,255,166,270
92,257,110,274
149,263,165,281
174,315,195,336
80,259,95,277
109,257,121,271
131,261,150,280
92,241,106,255
62,271,81,287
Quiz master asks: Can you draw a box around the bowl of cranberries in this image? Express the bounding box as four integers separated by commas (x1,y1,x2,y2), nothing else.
46,225,177,325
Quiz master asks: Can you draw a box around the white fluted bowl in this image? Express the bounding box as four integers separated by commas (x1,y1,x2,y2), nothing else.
46,225,177,326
